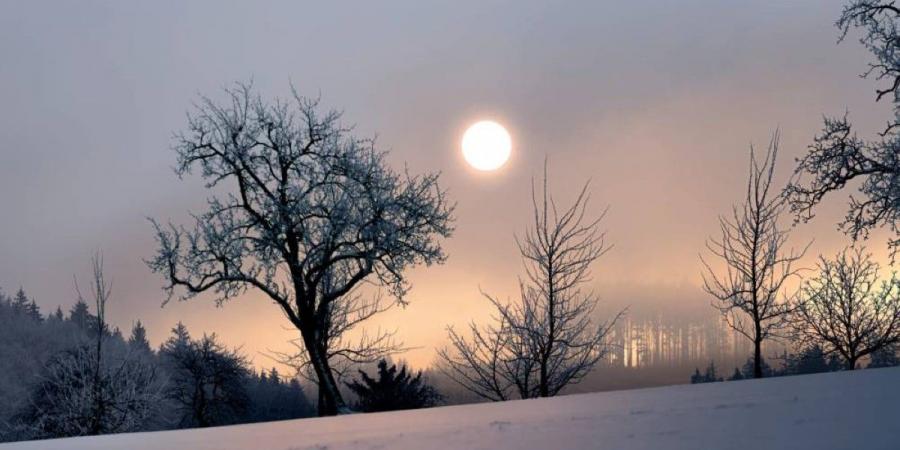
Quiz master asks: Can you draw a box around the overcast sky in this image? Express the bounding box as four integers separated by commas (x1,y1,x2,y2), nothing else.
0,0,894,368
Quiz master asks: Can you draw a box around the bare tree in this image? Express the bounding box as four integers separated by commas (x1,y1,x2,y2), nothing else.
15,254,163,439
159,325,251,428
793,246,900,370
438,306,531,401
147,83,454,415
701,134,808,378
786,1,900,258
76,253,110,434
439,162,621,399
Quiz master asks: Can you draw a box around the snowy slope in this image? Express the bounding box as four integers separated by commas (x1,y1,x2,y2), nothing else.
4,367,899,450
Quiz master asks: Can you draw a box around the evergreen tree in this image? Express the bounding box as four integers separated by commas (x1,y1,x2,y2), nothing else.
166,322,191,350
128,321,152,354
690,368,703,384
11,288,30,316
25,300,42,322
728,367,744,381
704,361,722,382
269,367,280,383
791,345,832,375
741,356,773,378
68,299,92,331
690,361,723,383
49,306,64,322
244,368,313,422
868,344,900,368
346,359,441,412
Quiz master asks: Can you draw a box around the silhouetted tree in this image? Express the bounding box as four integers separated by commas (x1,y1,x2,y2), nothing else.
690,367,703,384
439,162,622,400
786,1,900,258
741,356,773,379
9,289,41,322
244,368,313,422
701,134,808,378
159,325,250,428
11,288,29,315
793,247,900,370
728,367,744,381
128,320,152,354
868,343,900,368
778,345,839,376
346,359,440,412
690,361,723,384
68,299,92,331
49,306,64,322
148,82,454,415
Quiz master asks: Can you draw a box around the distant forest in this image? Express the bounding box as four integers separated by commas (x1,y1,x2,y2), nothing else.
0,285,314,441
0,281,442,442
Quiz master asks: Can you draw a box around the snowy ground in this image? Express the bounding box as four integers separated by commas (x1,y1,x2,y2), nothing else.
3,366,899,450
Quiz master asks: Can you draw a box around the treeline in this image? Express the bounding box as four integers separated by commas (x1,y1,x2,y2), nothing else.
0,274,445,443
691,343,900,384
0,285,314,442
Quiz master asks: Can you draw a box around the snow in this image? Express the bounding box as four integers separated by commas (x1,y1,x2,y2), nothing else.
4,367,899,450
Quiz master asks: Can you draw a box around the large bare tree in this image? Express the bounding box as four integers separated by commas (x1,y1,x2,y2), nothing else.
793,246,900,370
701,134,808,378
147,83,454,415
439,163,621,400
786,1,900,258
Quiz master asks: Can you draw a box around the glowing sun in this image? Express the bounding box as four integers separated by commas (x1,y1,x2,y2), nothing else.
462,120,511,171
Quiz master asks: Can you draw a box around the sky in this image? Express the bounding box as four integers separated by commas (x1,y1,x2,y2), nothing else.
0,0,895,369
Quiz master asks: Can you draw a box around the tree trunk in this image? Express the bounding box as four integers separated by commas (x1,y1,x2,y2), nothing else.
753,338,763,379
301,330,345,416
539,359,549,398
846,355,858,371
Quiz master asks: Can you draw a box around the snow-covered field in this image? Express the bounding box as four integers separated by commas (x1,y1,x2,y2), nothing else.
4,367,898,450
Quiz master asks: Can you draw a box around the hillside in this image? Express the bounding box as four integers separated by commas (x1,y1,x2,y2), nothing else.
3,367,899,450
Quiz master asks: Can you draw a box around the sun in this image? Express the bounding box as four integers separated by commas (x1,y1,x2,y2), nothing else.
461,120,512,171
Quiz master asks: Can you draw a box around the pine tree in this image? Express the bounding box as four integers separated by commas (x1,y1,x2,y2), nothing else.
244,369,313,422
166,322,191,350
346,359,440,412
690,361,723,383
868,344,900,369
25,300,42,322
791,345,831,375
690,368,704,384
12,288,30,316
704,361,722,382
741,356,773,378
128,321,152,354
68,299,92,331
49,305,65,322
